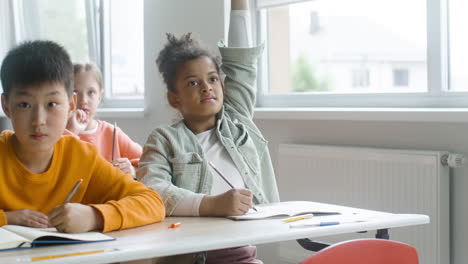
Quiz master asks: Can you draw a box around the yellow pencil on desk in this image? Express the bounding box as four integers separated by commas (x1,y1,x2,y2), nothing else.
282,213,314,223
31,250,105,261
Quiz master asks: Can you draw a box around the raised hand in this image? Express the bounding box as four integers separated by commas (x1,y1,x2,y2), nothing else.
66,109,88,134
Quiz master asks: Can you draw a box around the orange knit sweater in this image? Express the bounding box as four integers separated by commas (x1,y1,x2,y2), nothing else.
0,130,165,232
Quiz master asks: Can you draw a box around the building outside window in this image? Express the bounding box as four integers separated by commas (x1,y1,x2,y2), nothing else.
256,0,467,107
393,69,409,87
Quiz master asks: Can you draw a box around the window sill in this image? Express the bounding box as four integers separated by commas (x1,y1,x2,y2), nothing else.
253,107,468,123
97,108,146,119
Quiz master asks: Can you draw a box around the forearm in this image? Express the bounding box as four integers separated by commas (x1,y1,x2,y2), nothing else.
229,0,252,47
232,0,249,10
91,190,165,232
171,193,205,216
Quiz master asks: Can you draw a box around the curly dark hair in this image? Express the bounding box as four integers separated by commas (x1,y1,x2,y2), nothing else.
1,40,74,98
156,33,221,92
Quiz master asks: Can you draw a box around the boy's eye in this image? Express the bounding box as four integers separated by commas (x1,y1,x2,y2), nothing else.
209,77,218,83
48,102,58,107
188,81,199,87
88,91,96,96
18,102,30,108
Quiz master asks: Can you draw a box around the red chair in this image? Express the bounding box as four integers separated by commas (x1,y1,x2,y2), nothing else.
300,239,419,264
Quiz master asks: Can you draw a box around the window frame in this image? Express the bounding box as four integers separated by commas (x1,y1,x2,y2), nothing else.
254,0,468,108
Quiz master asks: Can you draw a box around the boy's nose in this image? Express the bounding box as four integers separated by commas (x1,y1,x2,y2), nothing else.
32,106,46,126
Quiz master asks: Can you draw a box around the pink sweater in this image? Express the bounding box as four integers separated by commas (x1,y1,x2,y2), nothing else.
66,120,142,166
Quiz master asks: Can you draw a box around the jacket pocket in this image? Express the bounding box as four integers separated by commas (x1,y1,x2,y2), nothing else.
170,153,203,189
237,135,265,175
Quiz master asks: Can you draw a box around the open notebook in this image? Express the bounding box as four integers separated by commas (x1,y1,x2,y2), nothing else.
0,225,114,251
227,201,340,220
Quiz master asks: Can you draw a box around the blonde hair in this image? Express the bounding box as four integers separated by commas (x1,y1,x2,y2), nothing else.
73,63,103,91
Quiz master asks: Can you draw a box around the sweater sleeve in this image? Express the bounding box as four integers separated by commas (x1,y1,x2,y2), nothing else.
228,10,253,48
218,44,264,119
0,210,6,226
116,127,143,167
83,156,165,232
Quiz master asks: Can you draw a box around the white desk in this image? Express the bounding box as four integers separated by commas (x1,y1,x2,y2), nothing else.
0,202,429,264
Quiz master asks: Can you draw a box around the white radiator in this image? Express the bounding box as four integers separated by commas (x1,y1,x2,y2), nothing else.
278,144,449,264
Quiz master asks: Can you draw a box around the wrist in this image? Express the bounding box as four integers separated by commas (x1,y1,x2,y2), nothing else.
90,207,104,231
232,0,249,10
4,211,12,225
199,195,216,216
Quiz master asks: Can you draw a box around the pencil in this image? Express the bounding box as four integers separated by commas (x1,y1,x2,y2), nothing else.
208,161,258,212
63,179,83,204
111,122,116,162
282,213,314,223
31,250,105,261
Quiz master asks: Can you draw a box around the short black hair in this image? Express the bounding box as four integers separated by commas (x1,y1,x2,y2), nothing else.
156,33,220,92
0,40,74,98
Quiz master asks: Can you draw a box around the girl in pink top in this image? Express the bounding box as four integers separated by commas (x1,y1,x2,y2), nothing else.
66,63,142,177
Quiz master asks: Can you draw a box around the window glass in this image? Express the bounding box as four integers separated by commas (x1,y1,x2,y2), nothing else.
393,69,409,87
352,69,370,88
264,0,427,94
107,0,144,98
36,0,89,62
448,0,468,91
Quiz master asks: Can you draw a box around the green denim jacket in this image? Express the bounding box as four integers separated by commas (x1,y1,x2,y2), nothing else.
137,43,280,215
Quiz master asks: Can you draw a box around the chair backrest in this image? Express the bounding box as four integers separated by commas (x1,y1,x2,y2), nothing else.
301,239,419,264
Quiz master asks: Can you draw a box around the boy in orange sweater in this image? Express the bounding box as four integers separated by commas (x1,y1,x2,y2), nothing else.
0,40,165,233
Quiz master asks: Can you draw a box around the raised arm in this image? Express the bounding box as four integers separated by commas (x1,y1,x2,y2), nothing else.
228,0,252,48
221,0,262,118
232,0,249,10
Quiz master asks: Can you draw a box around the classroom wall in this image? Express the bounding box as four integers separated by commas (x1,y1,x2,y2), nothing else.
255,119,468,264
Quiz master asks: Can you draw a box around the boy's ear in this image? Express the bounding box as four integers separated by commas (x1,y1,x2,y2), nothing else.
167,91,181,110
1,94,11,119
68,93,77,119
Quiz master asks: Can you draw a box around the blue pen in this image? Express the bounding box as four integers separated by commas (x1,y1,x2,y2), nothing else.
290,220,362,228
317,221,340,226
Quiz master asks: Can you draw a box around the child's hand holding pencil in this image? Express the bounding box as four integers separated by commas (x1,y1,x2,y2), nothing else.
196,162,257,216
48,179,104,233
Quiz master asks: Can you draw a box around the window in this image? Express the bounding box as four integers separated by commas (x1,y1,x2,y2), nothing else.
352,69,370,88
1,0,144,108
448,0,468,91
393,69,409,87
32,0,90,62
102,0,144,103
256,0,467,107
0,0,13,95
